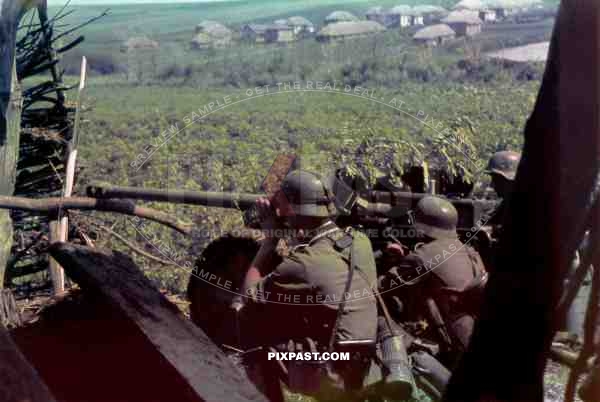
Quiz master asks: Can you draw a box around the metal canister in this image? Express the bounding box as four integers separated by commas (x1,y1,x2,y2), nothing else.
376,317,416,400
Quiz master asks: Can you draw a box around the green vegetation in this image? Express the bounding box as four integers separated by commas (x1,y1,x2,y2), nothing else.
26,3,551,295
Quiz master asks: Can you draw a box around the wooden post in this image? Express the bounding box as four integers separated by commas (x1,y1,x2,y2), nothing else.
51,56,87,295
48,219,63,294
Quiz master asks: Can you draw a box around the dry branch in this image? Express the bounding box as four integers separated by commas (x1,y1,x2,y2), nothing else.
89,222,179,266
0,195,191,234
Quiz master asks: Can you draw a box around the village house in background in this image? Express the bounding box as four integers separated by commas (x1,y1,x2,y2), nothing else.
316,20,386,42
414,5,450,25
365,6,386,25
411,9,425,25
240,24,268,43
452,0,486,12
195,0,554,49
120,36,160,53
274,16,315,38
448,0,545,22
478,8,497,23
387,5,414,28
366,5,433,29
240,23,295,44
265,24,294,43
413,24,456,46
190,20,232,50
441,10,483,37
324,10,359,25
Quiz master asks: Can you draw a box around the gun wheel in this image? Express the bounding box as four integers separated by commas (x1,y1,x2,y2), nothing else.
187,229,262,346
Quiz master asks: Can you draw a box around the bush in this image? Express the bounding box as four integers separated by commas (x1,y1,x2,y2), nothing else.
63,51,126,75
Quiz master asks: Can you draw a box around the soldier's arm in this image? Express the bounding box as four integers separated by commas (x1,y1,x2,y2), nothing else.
245,255,311,305
378,253,428,293
240,237,280,296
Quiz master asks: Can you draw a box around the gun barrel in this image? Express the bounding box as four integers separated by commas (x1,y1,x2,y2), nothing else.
87,184,261,210
86,185,498,228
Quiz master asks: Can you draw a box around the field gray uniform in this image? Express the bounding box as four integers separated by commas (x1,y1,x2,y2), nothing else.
381,237,486,350
245,221,378,348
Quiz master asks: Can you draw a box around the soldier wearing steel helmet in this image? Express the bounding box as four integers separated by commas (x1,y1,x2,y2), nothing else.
379,196,487,367
486,150,521,199
235,170,378,402
484,151,521,246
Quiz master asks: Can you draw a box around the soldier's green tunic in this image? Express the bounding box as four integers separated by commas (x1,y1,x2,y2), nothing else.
246,221,378,348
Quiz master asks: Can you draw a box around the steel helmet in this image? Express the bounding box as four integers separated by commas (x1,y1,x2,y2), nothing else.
485,151,521,181
413,196,458,240
279,170,337,218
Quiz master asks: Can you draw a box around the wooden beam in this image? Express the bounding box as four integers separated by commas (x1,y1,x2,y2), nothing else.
49,243,266,402
0,195,191,234
0,323,57,402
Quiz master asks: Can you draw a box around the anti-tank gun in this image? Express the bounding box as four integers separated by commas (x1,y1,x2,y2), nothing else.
85,177,499,261
86,177,499,400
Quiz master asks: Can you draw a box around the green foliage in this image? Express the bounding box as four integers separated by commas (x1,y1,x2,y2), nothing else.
45,2,555,294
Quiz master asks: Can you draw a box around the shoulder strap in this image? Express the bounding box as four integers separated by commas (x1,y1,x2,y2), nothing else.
328,229,355,351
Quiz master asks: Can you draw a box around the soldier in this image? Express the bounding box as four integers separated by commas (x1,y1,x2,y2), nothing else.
483,151,521,268
379,196,487,367
485,150,521,223
485,150,521,199
234,170,378,402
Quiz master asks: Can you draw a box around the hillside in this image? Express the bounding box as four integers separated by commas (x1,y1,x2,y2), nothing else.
25,1,555,293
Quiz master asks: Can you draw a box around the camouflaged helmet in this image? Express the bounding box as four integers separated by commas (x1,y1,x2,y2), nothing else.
485,151,521,181
413,196,458,240
279,170,337,218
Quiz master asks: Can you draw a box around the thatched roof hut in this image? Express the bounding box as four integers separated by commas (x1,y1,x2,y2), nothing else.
413,5,447,14
324,11,359,24
191,21,232,49
413,24,456,45
366,6,385,17
413,5,449,23
286,16,315,35
442,10,483,24
453,0,486,11
389,5,413,15
195,20,221,34
120,36,159,52
441,10,483,36
317,20,386,41
240,24,268,42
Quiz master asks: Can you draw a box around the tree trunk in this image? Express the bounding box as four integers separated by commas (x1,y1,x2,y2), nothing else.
445,1,600,401
0,1,26,289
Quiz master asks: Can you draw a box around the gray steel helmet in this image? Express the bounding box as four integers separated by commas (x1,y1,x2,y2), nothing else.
279,170,337,218
413,196,458,240
485,151,521,181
